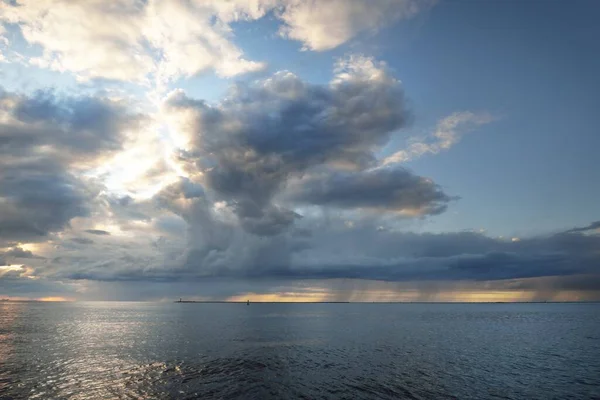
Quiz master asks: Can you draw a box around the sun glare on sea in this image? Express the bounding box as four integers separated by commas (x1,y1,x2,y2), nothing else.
37,297,74,302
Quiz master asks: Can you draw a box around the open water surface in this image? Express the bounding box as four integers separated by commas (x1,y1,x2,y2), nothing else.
0,302,599,399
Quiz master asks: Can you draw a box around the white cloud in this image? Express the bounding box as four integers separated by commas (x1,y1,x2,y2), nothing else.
0,0,436,84
332,54,396,85
277,0,436,51
0,24,6,62
0,0,269,84
141,0,268,83
1,1,152,82
383,111,495,165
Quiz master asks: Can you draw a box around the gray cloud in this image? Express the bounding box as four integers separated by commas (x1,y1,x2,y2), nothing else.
285,223,600,283
48,204,600,287
503,274,600,294
0,271,78,299
0,157,92,242
1,88,143,159
286,166,453,215
0,246,43,268
3,246,42,259
165,56,413,235
71,238,94,245
1,60,595,302
0,87,142,243
84,229,111,236
564,221,600,234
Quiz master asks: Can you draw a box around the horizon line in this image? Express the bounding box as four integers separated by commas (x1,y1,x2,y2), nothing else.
2,299,599,304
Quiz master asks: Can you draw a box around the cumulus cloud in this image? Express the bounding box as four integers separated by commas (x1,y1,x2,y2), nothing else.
278,0,436,51
164,55,415,234
0,24,5,62
0,158,91,242
1,2,595,303
0,0,435,83
0,0,269,83
141,0,268,82
0,87,143,243
383,111,495,165
286,166,452,215
0,88,143,161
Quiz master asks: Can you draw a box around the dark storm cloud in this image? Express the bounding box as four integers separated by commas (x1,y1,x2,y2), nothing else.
151,178,298,277
235,253,578,282
286,166,453,215
0,87,142,242
84,229,111,236
504,274,600,293
231,237,600,286
165,58,412,235
286,221,600,284
53,207,600,291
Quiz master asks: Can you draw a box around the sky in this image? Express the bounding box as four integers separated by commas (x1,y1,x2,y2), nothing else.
0,0,599,302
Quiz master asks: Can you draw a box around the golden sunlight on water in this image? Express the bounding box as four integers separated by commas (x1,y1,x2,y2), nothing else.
38,297,75,302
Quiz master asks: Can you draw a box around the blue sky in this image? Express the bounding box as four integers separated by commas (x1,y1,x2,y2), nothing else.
0,0,598,301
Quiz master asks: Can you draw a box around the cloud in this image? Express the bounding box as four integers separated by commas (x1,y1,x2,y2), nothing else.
1,0,152,82
262,222,600,284
84,229,111,236
71,238,94,245
1,246,43,260
0,0,269,83
0,156,93,242
1,2,595,303
383,111,494,165
0,88,143,161
564,221,600,234
0,24,5,62
164,55,412,234
39,193,600,288
0,270,80,299
41,56,494,287
286,166,453,215
3,247,33,258
0,0,436,84
0,87,142,243
141,0,268,82
277,0,436,51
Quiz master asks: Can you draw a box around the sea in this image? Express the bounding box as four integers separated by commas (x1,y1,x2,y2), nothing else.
0,302,599,399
